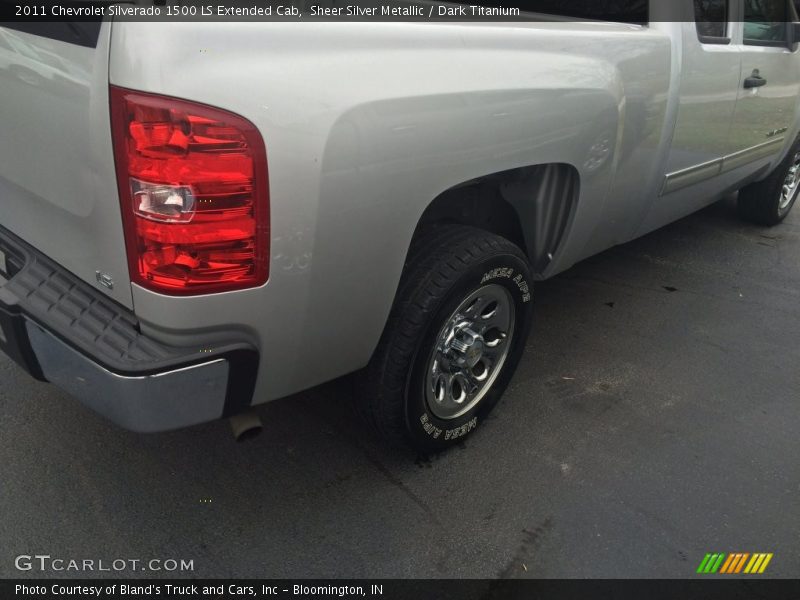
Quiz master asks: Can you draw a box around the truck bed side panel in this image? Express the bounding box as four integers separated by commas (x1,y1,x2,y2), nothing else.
110,22,671,403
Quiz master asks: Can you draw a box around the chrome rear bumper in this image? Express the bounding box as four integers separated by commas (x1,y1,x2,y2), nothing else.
0,224,258,432
28,322,231,432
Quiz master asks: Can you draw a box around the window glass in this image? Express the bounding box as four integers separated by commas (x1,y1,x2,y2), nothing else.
694,0,729,39
743,0,788,43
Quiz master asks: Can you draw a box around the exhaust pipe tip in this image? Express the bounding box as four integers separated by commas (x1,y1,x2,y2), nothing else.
229,411,263,442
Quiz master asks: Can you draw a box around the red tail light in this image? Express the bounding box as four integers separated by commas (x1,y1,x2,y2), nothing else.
110,86,269,295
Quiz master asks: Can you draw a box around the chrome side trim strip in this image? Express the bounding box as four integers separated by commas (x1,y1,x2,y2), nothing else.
721,137,785,173
662,158,722,195
662,137,786,196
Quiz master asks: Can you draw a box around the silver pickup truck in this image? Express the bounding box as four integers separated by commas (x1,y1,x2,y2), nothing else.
1,1,800,452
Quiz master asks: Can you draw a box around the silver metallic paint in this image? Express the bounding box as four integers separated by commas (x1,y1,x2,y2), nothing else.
112,17,800,405
1,4,799,418
0,24,134,308
110,20,674,403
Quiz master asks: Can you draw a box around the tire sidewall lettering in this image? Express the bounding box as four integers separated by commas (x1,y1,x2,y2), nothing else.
482,267,531,303
419,413,478,440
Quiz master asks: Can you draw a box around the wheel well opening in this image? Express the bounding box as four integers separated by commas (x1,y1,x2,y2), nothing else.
412,164,579,274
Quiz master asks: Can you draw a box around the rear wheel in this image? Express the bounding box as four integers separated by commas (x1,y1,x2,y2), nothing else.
738,137,800,226
357,225,533,452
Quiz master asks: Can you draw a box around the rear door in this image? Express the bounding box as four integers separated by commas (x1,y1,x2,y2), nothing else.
0,22,133,308
726,0,800,168
663,2,741,189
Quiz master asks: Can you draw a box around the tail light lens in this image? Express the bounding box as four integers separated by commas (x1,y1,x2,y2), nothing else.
110,86,269,295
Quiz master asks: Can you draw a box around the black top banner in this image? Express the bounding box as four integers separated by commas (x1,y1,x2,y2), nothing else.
3,0,798,23
0,0,718,23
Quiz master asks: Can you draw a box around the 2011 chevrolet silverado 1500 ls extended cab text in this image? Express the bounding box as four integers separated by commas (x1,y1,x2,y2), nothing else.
1,0,800,451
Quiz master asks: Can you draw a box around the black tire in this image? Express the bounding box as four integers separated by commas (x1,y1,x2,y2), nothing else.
738,136,800,226
356,225,534,452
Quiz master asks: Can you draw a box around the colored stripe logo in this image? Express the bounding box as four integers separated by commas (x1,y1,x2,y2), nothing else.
697,553,773,574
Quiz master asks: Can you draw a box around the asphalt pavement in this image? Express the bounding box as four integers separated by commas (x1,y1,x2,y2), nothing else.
1,197,798,579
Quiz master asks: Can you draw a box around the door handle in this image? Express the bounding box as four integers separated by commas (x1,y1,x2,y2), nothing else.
744,69,767,89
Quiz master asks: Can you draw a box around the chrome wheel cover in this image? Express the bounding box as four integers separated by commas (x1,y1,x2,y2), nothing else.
425,284,515,420
780,151,800,211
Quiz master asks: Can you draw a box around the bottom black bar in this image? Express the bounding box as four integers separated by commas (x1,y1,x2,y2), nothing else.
3,580,800,600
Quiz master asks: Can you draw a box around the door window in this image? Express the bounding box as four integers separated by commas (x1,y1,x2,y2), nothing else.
694,0,730,42
743,0,789,45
